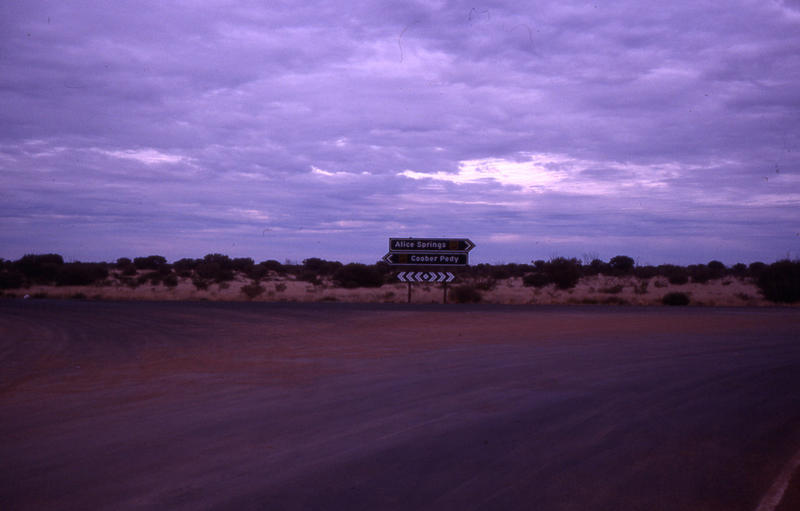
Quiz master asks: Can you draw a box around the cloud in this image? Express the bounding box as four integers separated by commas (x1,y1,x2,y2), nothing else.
0,0,798,264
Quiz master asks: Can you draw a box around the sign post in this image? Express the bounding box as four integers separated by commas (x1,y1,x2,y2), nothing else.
383,238,475,304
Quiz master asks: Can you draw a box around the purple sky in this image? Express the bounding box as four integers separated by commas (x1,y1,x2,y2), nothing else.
2,1,799,266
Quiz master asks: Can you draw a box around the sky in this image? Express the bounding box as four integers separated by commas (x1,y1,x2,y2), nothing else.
1,0,799,266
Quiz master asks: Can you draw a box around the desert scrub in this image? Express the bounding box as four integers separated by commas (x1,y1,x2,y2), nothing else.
274,282,287,292
450,284,482,303
522,273,550,288
662,292,690,306
53,263,109,286
757,260,800,303
600,284,624,294
668,272,689,285
473,278,497,291
241,283,265,299
162,273,179,288
192,277,209,290
333,263,384,288
0,270,24,289
546,257,581,289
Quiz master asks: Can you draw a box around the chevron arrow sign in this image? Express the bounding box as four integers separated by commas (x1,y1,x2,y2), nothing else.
397,271,455,283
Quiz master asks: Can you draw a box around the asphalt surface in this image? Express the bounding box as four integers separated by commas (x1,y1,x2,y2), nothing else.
1,300,799,510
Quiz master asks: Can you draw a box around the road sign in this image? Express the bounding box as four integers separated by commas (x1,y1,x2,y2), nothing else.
390,238,475,253
397,271,455,283
382,252,469,266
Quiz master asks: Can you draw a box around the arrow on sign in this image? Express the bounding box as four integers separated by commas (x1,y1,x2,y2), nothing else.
397,272,455,283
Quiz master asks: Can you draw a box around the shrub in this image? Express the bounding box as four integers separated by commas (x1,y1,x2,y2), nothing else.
241,283,265,299
634,265,659,279
174,258,199,273
688,264,713,284
450,284,482,303
662,292,690,306
609,255,635,274
119,276,139,288
601,284,624,294
473,278,497,291
120,264,138,276
192,254,235,282
731,263,748,277
707,260,726,278
757,260,800,303
192,277,209,290
275,282,287,292
55,263,109,286
163,273,179,287
195,262,234,282
116,257,132,268
297,269,322,285
667,269,689,285
748,262,767,278
374,261,394,276
333,263,384,288
490,267,512,280
17,253,64,283
0,270,24,289
546,257,581,290
302,258,343,276
260,260,285,273
133,255,167,270
138,271,163,286
231,257,255,273
586,259,610,276
523,273,551,288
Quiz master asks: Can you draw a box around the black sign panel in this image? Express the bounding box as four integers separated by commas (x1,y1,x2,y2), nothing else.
390,238,475,253
382,252,469,266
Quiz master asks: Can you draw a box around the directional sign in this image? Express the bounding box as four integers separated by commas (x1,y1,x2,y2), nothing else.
383,252,469,266
390,238,475,253
397,271,455,283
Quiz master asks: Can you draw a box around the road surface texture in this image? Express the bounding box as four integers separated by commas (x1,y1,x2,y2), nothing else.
1,300,799,510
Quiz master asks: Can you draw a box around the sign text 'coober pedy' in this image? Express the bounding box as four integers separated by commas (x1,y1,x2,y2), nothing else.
383,252,469,266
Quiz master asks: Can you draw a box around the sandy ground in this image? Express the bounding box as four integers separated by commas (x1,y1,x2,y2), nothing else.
1,272,783,306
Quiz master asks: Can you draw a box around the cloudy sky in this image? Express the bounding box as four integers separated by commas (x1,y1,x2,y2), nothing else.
2,0,799,265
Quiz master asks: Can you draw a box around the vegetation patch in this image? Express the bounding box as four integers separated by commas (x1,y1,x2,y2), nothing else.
333,263,384,288
450,284,482,303
662,292,690,306
241,283,265,299
756,260,800,303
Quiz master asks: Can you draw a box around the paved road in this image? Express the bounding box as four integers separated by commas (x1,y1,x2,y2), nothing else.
1,300,799,510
